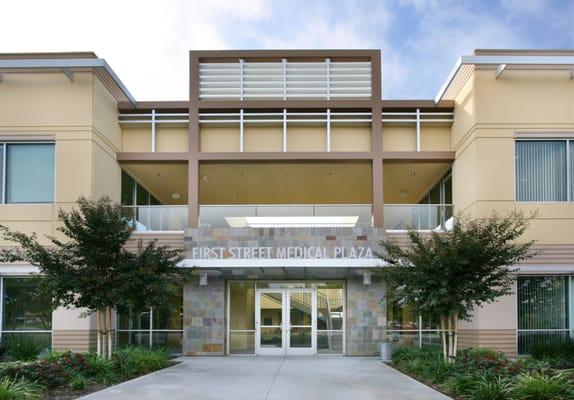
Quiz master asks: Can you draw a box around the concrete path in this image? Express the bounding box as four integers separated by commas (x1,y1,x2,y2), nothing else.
80,356,451,400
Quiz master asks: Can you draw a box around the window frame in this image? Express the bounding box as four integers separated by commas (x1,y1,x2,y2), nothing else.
514,139,574,203
0,276,53,349
0,141,56,205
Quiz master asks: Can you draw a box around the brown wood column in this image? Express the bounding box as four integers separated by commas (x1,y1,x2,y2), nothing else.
370,51,384,227
188,52,200,228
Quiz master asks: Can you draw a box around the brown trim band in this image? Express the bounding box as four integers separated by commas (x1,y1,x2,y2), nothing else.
382,151,456,162
117,152,189,162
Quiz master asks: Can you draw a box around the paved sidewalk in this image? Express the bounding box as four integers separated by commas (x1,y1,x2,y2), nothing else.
80,356,451,400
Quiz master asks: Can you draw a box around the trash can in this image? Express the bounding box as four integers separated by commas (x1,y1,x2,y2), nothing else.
380,342,393,363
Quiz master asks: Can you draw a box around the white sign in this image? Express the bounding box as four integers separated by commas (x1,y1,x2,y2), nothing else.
189,246,374,260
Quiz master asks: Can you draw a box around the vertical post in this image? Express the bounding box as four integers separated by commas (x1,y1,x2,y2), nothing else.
326,108,331,152
282,58,287,100
149,308,153,349
370,51,384,227
325,58,331,100
2,144,6,204
239,59,244,101
283,108,287,152
151,109,157,152
239,109,244,152
567,140,571,202
418,315,423,348
188,52,200,228
416,108,421,152
0,278,3,342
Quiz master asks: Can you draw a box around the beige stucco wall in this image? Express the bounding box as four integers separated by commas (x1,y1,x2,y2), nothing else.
200,126,240,152
157,127,188,152
244,125,283,152
0,71,124,351
451,68,574,352
382,126,416,151
331,125,371,152
287,125,327,151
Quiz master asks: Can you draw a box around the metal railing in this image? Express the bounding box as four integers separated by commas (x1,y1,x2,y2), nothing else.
199,204,373,228
122,205,188,232
383,204,454,231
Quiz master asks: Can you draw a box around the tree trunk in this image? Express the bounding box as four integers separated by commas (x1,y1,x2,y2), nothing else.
447,314,453,362
440,315,448,361
452,311,459,359
96,310,102,357
107,308,113,358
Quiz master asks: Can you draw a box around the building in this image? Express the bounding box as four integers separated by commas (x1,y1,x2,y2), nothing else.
0,49,572,356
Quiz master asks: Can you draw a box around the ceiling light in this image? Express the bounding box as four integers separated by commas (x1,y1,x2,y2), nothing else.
171,192,181,199
224,216,359,228
399,191,408,199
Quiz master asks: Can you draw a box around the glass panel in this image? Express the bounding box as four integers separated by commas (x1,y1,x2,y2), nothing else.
230,282,255,330
3,278,52,331
317,288,343,330
317,331,343,354
518,276,568,330
260,292,282,326
1,332,51,353
117,331,150,349
121,171,135,206
290,327,312,348
384,331,419,348
152,332,182,354
289,292,312,326
153,292,183,330
383,205,453,230
429,184,441,204
136,183,149,205
0,144,4,203
260,327,282,348
118,310,151,330
386,302,418,330
516,141,567,201
420,332,442,347
230,331,255,354
517,276,569,354
6,144,55,203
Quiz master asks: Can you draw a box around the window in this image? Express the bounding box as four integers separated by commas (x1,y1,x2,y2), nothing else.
384,300,443,348
117,291,183,354
0,143,55,204
0,277,52,351
517,276,572,354
515,140,573,202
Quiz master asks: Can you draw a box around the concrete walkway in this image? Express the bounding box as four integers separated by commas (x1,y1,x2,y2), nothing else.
80,356,451,400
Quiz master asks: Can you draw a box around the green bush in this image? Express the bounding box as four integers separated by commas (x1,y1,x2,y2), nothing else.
0,361,70,388
0,377,45,400
84,353,118,383
2,336,42,362
464,376,512,400
113,347,169,378
403,359,427,377
511,372,573,400
530,339,574,369
426,358,457,384
444,371,498,397
68,373,88,391
455,348,510,374
392,346,442,365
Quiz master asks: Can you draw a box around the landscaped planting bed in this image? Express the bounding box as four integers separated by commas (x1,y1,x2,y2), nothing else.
391,341,574,400
0,337,173,399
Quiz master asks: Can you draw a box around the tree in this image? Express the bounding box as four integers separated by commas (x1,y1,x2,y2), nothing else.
0,197,186,358
380,211,535,361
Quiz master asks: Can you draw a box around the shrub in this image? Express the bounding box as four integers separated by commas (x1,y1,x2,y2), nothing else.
0,361,70,388
55,352,92,376
455,348,510,374
530,338,574,369
464,376,512,400
113,347,169,378
68,373,88,391
426,358,457,384
511,372,573,400
0,377,45,400
403,359,427,378
392,346,442,365
443,371,498,397
2,336,42,362
84,353,118,383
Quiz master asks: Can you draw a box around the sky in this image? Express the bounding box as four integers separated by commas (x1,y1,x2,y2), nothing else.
1,0,573,101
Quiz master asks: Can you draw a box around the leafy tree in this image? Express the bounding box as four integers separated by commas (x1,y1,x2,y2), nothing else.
0,197,186,358
380,211,535,361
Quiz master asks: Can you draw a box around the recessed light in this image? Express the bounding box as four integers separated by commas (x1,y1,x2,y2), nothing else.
171,192,181,199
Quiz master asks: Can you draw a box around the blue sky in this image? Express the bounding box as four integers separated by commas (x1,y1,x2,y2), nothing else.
1,0,573,100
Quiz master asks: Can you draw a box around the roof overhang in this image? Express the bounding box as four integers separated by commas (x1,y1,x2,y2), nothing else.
435,55,574,103
179,258,385,269
0,58,136,106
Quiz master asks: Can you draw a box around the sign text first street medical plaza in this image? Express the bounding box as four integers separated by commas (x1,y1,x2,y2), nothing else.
189,246,375,259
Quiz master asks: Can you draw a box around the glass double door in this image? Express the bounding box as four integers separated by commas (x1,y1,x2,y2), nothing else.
255,288,317,355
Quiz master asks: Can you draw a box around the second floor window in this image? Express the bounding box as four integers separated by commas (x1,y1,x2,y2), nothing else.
515,140,573,202
1,143,55,204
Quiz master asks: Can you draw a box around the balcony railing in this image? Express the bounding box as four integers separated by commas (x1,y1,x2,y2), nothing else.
383,204,453,231
122,206,187,232
199,204,373,228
